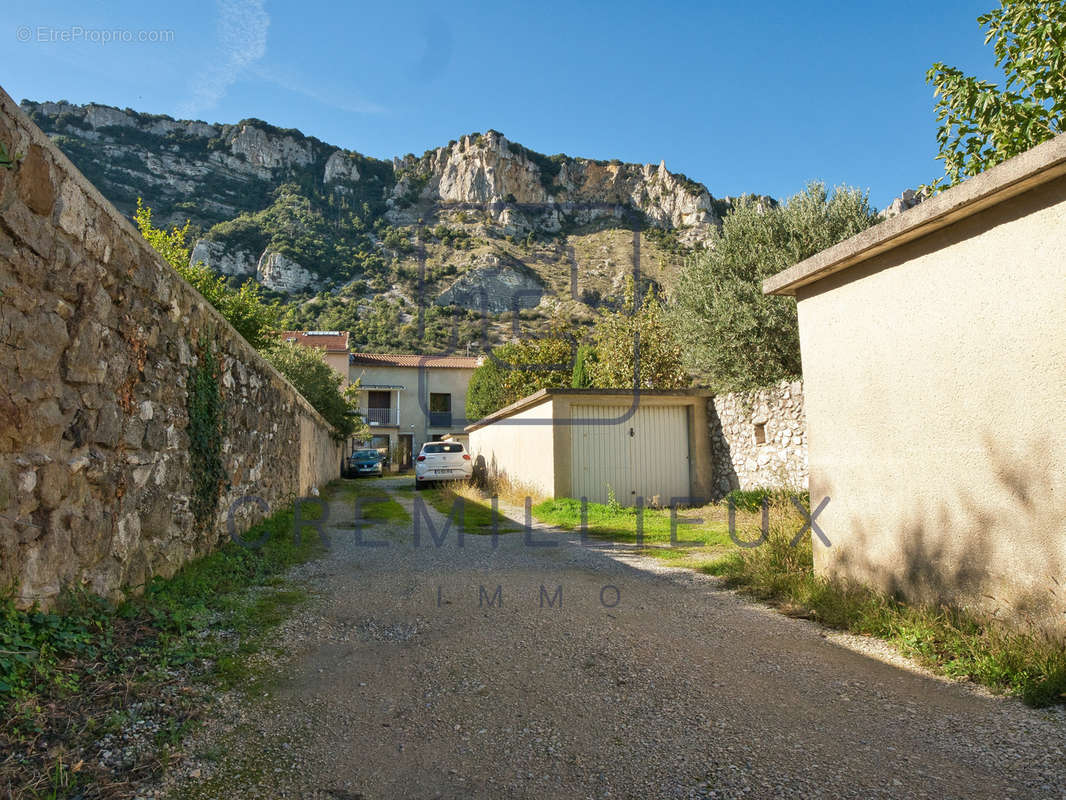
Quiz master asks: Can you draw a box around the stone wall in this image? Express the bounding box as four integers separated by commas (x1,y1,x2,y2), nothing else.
708,379,807,499
0,87,340,608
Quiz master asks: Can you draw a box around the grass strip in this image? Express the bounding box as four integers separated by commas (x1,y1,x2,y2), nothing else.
0,484,335,798
333,479,411,523
530,497,733,564
421,485,521,536
702,521,1066,708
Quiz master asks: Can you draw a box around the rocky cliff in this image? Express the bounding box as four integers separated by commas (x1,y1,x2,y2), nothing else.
22,100,748,351
388,130,722,238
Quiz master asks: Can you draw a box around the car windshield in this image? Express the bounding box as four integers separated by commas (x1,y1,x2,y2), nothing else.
354,450,379,459
422,443,464,454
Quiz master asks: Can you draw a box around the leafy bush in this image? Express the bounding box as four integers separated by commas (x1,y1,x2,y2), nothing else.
723,487,809,513
927,0,1066,188
135,200,281,350
589,276,688,389
465,334,575,420
261,341,367,438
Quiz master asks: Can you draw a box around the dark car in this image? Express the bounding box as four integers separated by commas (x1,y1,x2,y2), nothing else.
343,448,383,478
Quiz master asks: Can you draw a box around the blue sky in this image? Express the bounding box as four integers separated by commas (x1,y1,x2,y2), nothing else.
4,0,999,208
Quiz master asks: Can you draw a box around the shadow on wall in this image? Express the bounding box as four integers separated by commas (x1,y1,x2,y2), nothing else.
830,436,1066,632
707,400,740,500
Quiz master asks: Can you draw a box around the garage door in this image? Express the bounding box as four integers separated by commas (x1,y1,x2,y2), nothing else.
569,404,691,506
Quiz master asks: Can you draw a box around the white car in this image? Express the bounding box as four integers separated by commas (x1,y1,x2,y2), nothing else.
414,441,473,487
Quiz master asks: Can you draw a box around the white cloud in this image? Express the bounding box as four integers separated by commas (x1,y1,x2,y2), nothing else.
252,64,387,115
179,0,269,117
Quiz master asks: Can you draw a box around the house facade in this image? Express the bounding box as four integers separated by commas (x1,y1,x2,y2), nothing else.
349,353,481,470
763,133,1066,629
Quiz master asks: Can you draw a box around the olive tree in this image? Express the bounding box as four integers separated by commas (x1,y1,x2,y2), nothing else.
672,183,877,392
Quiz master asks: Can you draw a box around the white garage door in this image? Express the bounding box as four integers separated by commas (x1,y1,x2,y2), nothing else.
569,404,691,506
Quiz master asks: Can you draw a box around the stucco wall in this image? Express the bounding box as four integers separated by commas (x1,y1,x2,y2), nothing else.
708,380,808,500
468,392,715,504
324,351,349,388
794,174,1066,628
0,87,340,607
468,398,556,499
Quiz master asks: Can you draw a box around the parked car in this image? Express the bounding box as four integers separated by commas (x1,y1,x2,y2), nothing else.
414,441,472,487
344,448,383,478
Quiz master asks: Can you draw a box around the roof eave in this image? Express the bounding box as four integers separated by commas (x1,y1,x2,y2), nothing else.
763,132,1066,297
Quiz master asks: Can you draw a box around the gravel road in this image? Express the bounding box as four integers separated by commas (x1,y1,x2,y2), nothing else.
161,477,1066,799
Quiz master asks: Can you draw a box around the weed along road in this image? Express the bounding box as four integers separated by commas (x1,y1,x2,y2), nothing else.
163,477,1066,799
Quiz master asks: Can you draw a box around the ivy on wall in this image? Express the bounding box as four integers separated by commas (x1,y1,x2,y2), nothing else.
187,339,227,528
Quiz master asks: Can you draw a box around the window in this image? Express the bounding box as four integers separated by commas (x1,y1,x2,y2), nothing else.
423,442,464,454
368,390,391,409
753,422,767,445
366,390,394,425
429,393,452,427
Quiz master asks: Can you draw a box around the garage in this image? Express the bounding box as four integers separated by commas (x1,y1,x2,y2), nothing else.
467,389,713,506
569,404,691,505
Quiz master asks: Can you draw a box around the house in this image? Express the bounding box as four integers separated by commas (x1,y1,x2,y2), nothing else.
466,389,714,505
763,133,1066,628
349,353,481,470
279,331,350,389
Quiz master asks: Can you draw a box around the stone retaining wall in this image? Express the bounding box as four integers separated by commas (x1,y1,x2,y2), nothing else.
0,87,340,607
708,379,807,499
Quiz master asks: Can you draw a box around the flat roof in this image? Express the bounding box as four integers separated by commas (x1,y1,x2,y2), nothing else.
464,388,711,432
763,132,1066,296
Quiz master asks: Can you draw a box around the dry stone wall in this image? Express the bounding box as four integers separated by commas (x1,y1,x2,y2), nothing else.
708,379,807,499
0,87,340,608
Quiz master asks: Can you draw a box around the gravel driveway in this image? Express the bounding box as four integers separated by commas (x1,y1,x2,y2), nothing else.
162,477,1066,799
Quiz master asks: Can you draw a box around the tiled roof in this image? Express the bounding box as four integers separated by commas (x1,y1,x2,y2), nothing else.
349,352,482,369
279,330,349,353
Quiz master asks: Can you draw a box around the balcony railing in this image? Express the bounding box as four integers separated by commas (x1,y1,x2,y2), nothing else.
428,411,452,428
366,407,395,426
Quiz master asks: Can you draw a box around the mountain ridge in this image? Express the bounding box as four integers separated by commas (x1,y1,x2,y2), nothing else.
21,99,763,352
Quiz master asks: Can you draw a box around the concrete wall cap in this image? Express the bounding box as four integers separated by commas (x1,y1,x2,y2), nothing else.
764,132,1066,296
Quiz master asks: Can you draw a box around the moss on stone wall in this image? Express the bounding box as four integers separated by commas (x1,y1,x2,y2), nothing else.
187,340,228,528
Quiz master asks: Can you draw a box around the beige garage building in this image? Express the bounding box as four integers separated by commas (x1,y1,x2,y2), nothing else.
764,133,1066,628
466,389,713,506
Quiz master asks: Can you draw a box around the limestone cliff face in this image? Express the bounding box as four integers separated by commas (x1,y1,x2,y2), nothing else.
390,131,722,238
26,103,723,239
24,101,746,320
255,251,319,293
189,239,257,278
21,100,373,228
324,150,362,184
435,252,544,313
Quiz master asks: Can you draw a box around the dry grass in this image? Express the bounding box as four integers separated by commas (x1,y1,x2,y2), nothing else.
465,472,548,509
703,500,1066,708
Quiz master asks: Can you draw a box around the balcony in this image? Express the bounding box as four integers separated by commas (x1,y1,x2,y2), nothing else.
428,411,452,428
365,407,396,426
